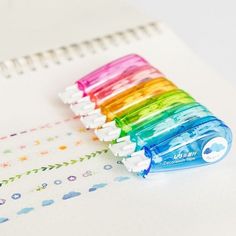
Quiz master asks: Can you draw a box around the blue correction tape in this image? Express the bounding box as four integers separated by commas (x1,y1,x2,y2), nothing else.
123,116,232,176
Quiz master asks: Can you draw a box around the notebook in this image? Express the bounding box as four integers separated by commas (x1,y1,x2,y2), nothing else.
0,1,235,235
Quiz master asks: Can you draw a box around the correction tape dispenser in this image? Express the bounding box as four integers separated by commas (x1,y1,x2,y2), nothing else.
81,77,176,129
96,89,194,141
70,64,163,117
110,102,212,156
123,116,232,176
59,54,233,177
59,54,150,105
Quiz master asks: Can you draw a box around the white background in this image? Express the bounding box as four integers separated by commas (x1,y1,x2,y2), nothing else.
131,0,236,85
0,1,235,235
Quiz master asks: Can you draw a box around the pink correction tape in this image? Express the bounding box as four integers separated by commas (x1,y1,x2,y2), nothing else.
70,64,163,116
59,54,148,104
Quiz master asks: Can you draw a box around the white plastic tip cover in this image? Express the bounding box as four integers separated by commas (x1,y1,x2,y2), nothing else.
95,121,121,141
80,109,106,129
123,150,151,172
59,85,83,104
70,97,95,116
109,136,136,156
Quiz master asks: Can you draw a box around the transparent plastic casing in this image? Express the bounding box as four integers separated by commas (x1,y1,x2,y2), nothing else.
130,103,211,149
59,54,233,176
77,54,148,96
141,117,232,176
89,65,163,107
116,89,195,135
100,78,177,121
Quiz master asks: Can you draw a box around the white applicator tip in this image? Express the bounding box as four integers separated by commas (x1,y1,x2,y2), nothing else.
123,150,151,172
109,136,136,156
80,109,106,129
70,97,95,116
59,84,83,104
95,121,121,141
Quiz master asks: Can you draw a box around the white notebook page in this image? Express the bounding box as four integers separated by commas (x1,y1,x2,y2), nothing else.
0,0,150,61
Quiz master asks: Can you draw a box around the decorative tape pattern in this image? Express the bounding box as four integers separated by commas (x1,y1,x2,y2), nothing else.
0,137,101,168
0,116,79,142
0,174,131,224
1,131,78,155
0,149,108,187
0,161,123,207
0,22,160,78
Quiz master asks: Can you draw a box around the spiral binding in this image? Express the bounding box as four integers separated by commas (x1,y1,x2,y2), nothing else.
0,22,161,79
